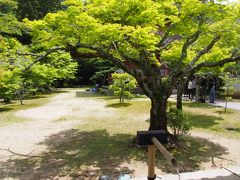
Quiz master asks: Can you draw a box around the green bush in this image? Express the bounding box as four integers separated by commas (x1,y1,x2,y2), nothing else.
167,105,192,138
99,88,107,95
109,73,137,103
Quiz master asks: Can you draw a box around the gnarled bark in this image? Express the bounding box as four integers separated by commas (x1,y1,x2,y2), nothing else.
176,87,183,110
149,97,168,131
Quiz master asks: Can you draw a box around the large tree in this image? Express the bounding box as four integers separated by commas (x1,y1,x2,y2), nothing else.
26,0,240,131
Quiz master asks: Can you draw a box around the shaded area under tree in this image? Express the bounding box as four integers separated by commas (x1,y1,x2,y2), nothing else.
0,129,228,179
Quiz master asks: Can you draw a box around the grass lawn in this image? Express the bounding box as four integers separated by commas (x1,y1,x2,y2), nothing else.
76,92,240,138
0,91,64,126
182,100,240,138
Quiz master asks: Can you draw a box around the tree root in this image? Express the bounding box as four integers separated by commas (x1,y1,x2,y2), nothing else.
0,148,42,158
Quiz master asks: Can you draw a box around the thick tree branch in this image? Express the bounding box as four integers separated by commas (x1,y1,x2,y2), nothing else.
70,43,136,75
189,35,221,67
134,69,153,98
155,25,181,56
18,46,66,71
68,45,100,59
158,26,173,47
17,52,42,57
193,54,240,71
178,30,201,64
111,41,139,63
158,35,182,53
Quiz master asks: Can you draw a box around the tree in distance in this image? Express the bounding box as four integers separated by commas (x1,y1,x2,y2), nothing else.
110,73,137,103
220,73,240,112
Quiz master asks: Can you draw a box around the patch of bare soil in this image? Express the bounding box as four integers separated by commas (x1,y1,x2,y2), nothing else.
190,131,240,169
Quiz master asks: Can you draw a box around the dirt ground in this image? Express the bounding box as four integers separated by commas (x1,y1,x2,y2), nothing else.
0,90,116,159
0,90,239,179
190,131,240,169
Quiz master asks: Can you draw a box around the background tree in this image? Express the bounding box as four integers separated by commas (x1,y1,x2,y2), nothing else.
89,59,116,85
25,0,240,131
0,2,78,104
0,68,22,102
17,0,64,20
220,73,240,112
109,73,137,103
0,0,22,36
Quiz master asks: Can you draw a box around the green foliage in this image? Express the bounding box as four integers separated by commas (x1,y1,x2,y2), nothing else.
89,59,116,83
0,0,23,36
0,0,17,14
167,104,192,138
17,0,63,20
26,0,240,66
224,62,240,76
0,27,77,104
109,73,137,103
0,68,22,100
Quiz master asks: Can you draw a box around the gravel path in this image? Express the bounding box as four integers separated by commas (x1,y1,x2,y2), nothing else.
208,100,240,111
0,90,116,161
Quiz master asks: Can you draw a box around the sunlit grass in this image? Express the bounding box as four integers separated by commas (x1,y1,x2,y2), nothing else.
76,92,240,138
77,97,150,135
182,101,240,138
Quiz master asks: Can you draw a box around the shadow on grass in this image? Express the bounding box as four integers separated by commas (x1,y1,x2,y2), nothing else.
0,129,228,179
216,110,234,115
183,101,215,109
225,127,240,133
0,107,11,112
75,91,141,102
106,103,132,108
188,114,223,129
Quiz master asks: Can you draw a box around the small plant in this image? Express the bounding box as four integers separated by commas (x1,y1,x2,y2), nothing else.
109,73,137,103
167,104,192,139
220,73,239,112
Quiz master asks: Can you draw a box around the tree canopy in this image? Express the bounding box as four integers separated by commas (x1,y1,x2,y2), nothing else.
24,0,240,130
5,0,240,130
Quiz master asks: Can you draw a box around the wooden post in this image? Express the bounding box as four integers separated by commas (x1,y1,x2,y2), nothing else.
152,137,177,167
148,145,155,180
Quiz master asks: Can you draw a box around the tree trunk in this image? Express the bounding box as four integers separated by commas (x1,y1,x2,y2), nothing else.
176,85,183,110
225,99,228,112
120,89,124,103
149,97,168,131
17,91,24,105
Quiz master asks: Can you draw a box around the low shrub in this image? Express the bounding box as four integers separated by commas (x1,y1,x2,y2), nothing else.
167,105,192,139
